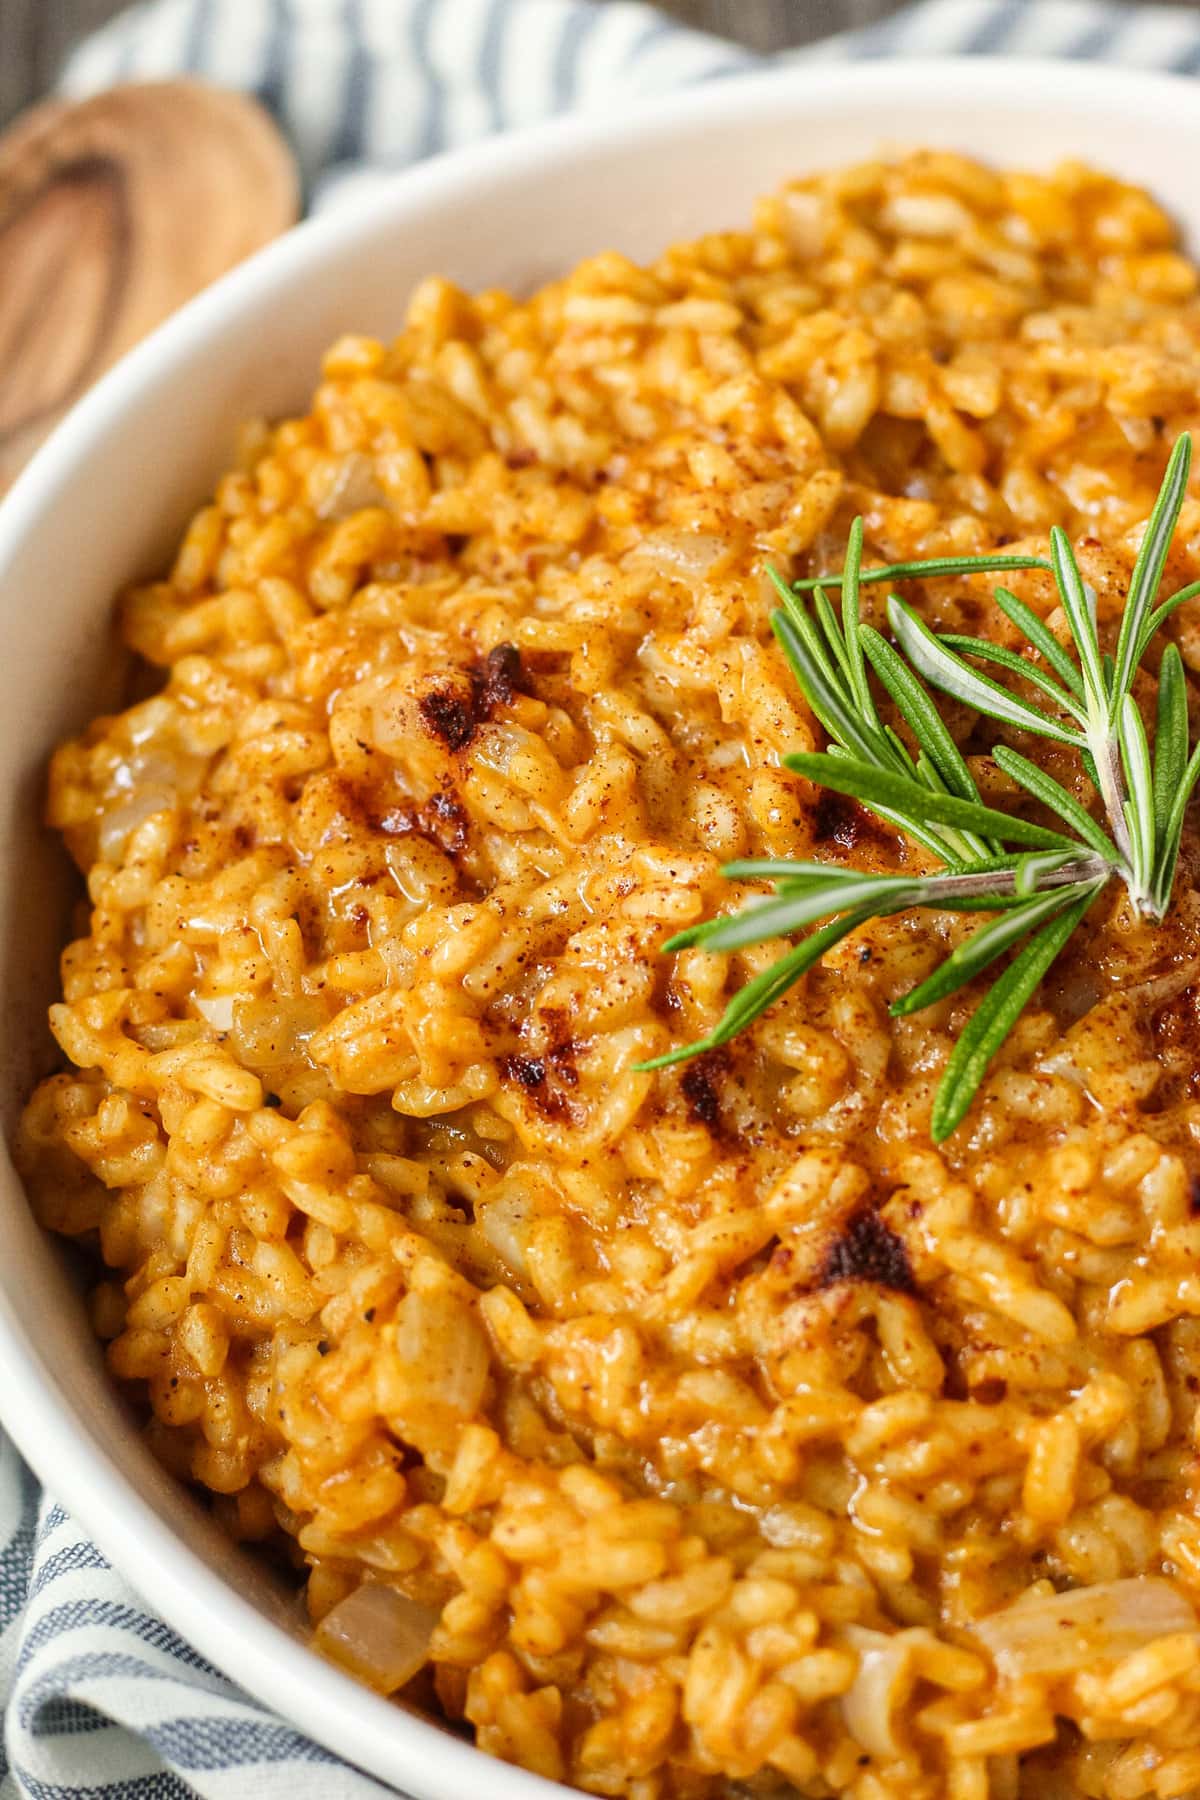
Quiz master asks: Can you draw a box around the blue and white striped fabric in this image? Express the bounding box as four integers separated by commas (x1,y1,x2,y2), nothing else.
6,1,1200,1794
58,0,1200,214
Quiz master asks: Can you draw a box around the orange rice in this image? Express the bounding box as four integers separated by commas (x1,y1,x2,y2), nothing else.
18,151,1200,1797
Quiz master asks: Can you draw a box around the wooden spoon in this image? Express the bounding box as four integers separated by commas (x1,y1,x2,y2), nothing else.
0,79,299,490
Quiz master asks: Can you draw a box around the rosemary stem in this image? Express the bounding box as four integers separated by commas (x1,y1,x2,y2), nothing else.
791,554,1054,595
918,855,1111,904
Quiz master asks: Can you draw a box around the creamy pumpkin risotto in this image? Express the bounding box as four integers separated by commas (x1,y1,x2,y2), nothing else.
19,153,1200,1798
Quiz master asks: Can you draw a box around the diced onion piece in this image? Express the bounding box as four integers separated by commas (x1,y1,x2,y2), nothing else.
393,1289,489,1419
315,451,386,520
974,1578,1197,1678
229,994,327,1075
116,749,185,785
625,532,728,578
194,994,236,1032
315,1582,439,1694
98,789,175,862
840,1626,928,1759
479,1191,531,1278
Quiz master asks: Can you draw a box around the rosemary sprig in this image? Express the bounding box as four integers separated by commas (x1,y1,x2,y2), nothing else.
638,434,1200,1141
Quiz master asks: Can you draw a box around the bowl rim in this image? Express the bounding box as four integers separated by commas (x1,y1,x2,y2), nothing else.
3,51,1200,1799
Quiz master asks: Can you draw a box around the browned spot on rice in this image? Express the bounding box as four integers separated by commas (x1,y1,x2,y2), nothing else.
681,1053,727,1130
474,643,528,716
816,1207,918,1297
813,788,892,856
419,680,479,751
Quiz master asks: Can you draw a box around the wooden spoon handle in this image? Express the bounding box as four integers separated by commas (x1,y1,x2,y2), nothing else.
0,80,299,490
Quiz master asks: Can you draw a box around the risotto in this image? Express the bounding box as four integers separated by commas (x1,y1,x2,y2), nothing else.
19,152,1200,1798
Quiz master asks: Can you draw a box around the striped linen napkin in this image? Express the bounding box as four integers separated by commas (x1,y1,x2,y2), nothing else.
5,1,1200,1795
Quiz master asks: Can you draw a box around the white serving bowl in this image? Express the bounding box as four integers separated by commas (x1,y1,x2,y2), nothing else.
2,55,1199,1798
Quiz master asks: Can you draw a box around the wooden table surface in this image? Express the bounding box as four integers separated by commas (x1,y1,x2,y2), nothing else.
0,0,1193,130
